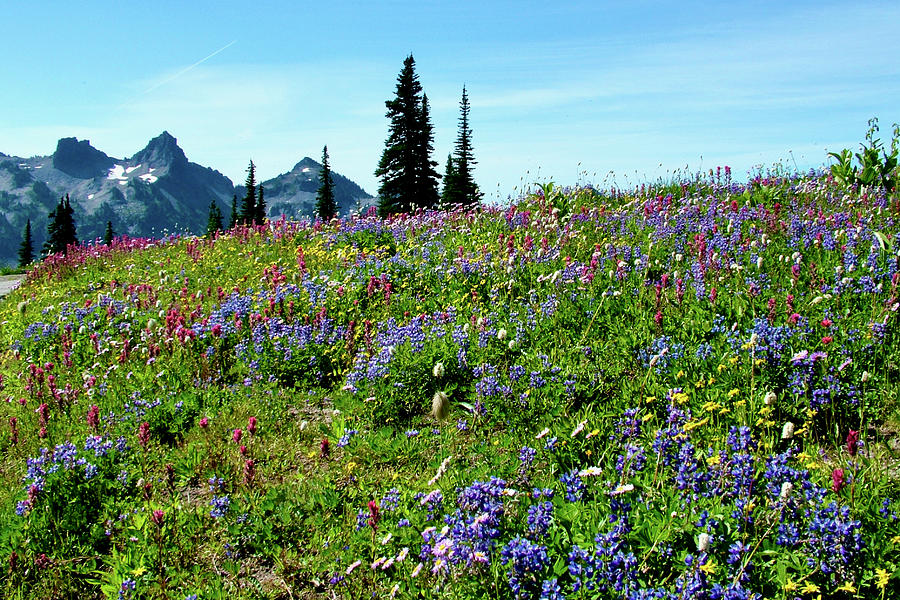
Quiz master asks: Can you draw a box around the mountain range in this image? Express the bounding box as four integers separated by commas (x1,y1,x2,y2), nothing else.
0,132,374,265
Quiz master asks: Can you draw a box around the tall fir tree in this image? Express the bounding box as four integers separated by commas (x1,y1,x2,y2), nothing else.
375,54,440,216
44,194,78,256
445,85,481,208
18,219,34,268
414,93,441,209
316,145,337,220
255,185,266,225
104,220,115,246
230,195,239,229
240,161,257,224
206,200,224,236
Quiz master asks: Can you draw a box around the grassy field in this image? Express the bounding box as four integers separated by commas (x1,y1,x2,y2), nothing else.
1,163,899,599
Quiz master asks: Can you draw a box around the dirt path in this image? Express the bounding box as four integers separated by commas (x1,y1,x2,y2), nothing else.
0,274,25,299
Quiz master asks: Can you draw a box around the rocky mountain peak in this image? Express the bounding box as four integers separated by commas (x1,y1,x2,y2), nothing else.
52,137,116,179
131,131,188,168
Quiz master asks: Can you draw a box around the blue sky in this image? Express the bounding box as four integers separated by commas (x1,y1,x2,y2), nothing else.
2,1,899,201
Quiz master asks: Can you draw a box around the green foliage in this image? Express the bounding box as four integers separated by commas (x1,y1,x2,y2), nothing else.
316,145,337,220
42,194,78,256
17,219,33,268
205,200,224,237
104,220,115,246
829,117,899,191
443,85,482,208
375,54,440,216
240,160,258,225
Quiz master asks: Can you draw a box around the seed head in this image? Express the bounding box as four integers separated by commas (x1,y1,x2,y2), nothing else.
431,391,450,421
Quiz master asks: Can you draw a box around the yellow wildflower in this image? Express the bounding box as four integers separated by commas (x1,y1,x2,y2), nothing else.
800,581,820,594
676,370,685,379
683,417,709,432
717,364,727,373
784,579,798,593
876,568,890,590
642,413,653,422
728,388,740,398
705,455,721,466
728,357,739,365
891,535,900,544
699,560,717,575
835,581,856,593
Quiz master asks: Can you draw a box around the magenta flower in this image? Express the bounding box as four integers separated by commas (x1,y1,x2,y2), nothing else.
831,468,846,493
846,430,860,457
233,428,243,444
37,403,50,428
150,510,165,527
86,405,100,430
243,459,255,486
247,416,257,436
368,499,380,531
199,416,209,429
138,421,151,449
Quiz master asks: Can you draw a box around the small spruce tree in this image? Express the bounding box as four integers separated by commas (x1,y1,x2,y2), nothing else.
18,219,34,267
206,200,224,236
316,145,337,221
104,221,115,246
442,153,457,206
43,194,78,255
240,161,257,224
255,185,266,225
230,195,238,229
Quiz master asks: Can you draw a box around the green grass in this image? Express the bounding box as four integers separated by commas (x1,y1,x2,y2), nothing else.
1,166,900,599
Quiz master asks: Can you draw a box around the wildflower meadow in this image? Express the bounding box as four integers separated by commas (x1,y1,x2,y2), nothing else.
1,145,900,599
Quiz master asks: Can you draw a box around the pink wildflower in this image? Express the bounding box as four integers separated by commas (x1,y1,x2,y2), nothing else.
831,468,846,493
846,430,859,457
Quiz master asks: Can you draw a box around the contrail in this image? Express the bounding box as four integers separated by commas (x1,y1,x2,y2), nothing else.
140,40,237,96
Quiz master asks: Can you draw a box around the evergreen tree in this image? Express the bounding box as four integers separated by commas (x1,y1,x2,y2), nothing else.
255,185,266,225
447,85,481,208
240,161,257,224
18,219,34,267
230,195,238,229
43,194,78,255
316,145,337,220
442,153,458,206
206,200,224,236
104,220,115,246
375,54,440,216
414,93,441,209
